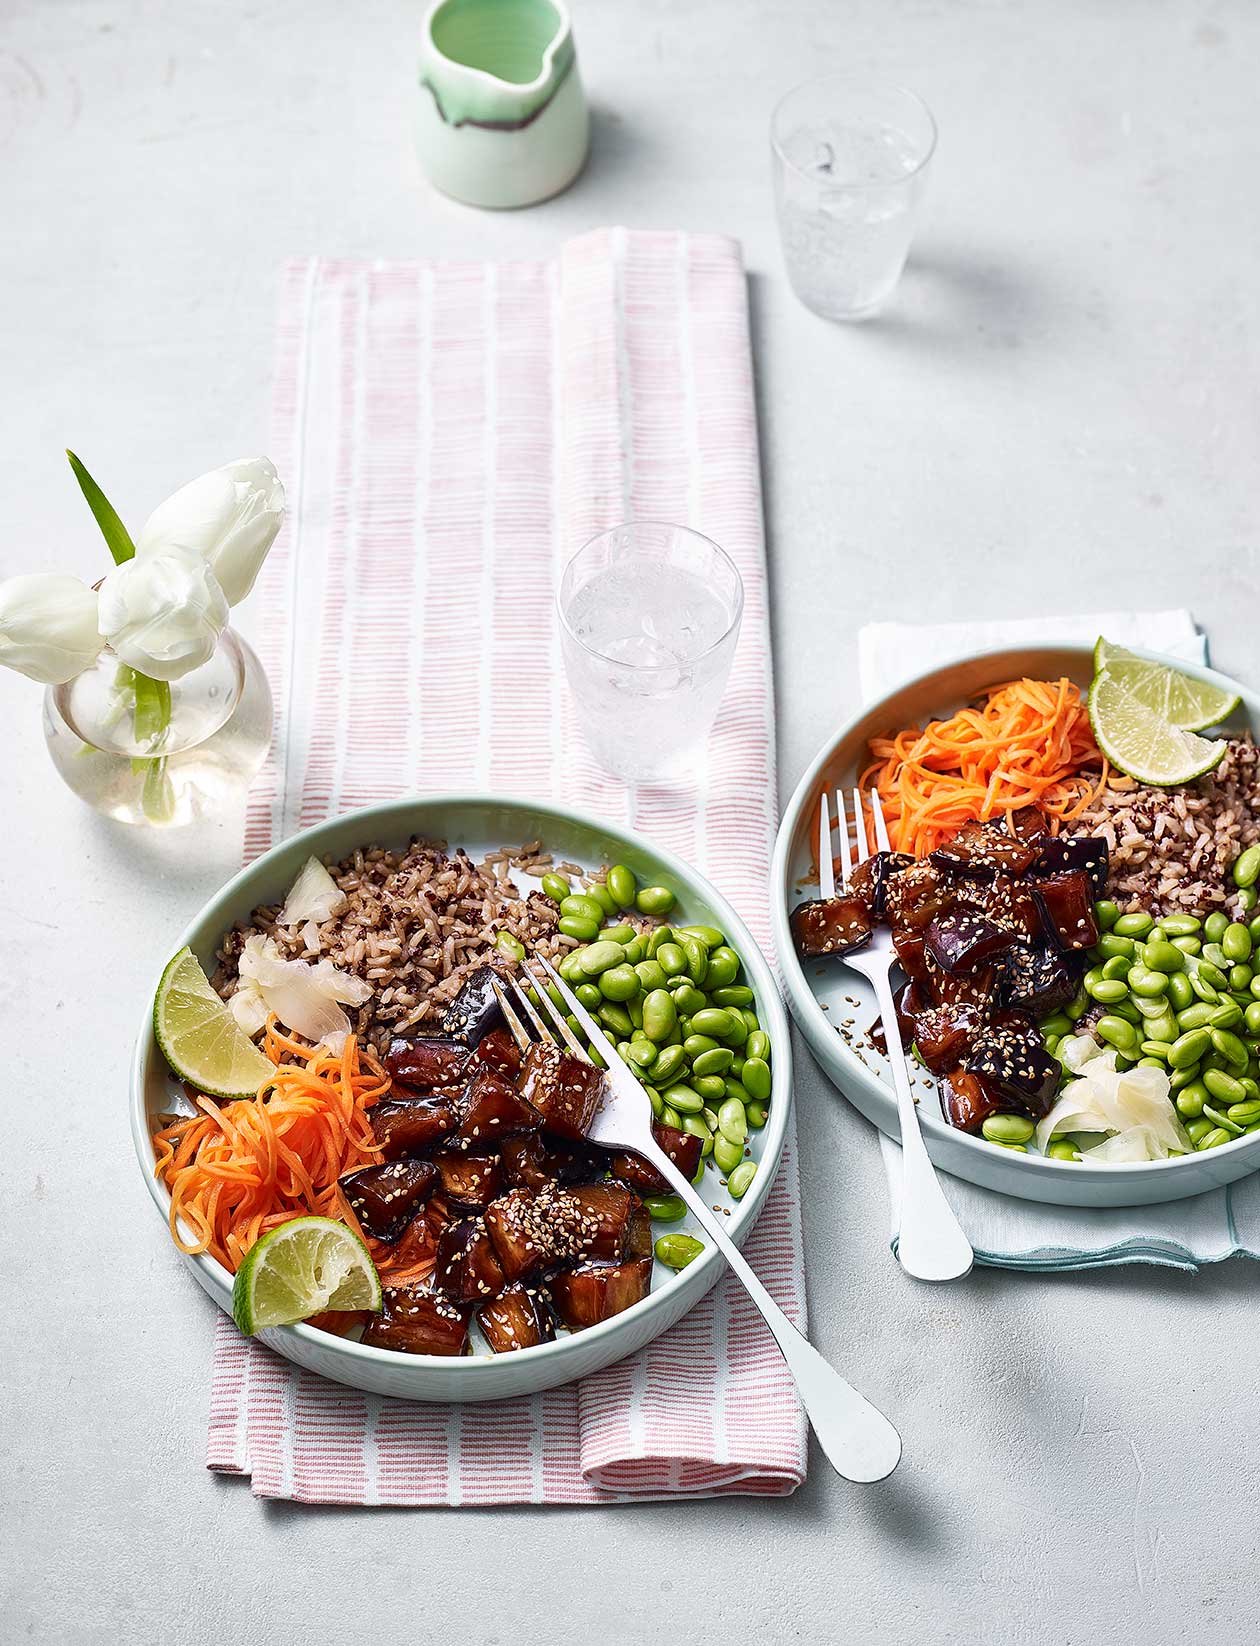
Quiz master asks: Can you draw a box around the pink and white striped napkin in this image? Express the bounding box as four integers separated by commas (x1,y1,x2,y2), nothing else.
207,230,807,1504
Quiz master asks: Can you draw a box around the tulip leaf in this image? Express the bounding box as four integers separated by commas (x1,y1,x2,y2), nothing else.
66,450,135,565
132,672,171,748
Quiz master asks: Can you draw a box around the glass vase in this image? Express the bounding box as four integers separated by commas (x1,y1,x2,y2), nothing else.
42,628,272,828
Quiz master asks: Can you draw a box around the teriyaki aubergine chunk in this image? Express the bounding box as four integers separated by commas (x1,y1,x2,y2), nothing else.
1031,833,1108,893
961,1011,1059,1117
430,1151,505,1210
550,1258,654,1333
384,1035,472,1092
1033,871,1099,951
941,1069,1005,1133
882,859,952,932
911,1001,989,1075
518,1041,604,1141
369,1092,457,1159
848,851,915,919
924,910,1017,975
339,1159,438,1243
789,896,872,959
473,1027,523,1081
930,818,1039,881
441,964,508,1047
455,1067,542,1147
476,1284,555,1354
361,1286,471,1356
997,942,1080,1017
433,1217,507,1303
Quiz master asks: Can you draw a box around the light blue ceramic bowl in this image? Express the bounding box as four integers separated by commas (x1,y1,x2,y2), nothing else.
772,644,1260,1209
131,794,790,1401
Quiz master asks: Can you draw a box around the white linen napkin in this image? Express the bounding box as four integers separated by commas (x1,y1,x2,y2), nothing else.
860,610,1260,1270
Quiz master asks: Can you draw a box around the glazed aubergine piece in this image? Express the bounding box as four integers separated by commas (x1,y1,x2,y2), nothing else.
882,858,952,933
499,1131,604,1193
924,956,997,1009
339,1159,438,1243
384,1036,472,1093
433,1217,507,1303
956,874,1042,941
361,1285,471,1356
1031,833,1109,893
455,1066,542,1147
473,1027,523,1081
930,818,1039,881
924,910,1017,975
651,1122,704,1182
789,896,872,960
997,942,1080,1018
961,1010,1059,1117
483,1187,550,1282
441,964,507,1047
941,1069,1005,1133
369,1092,458,1159
475,1284,555,1354
892,979,932,1048
1033,871,1099,951
565,1182,641,1261
550,1258,654,1333
518,1040,604,1141
430,1151,505,1210
891,927,931,983
1008,806,1050,844
911,1002,989,1076
848,850,916,919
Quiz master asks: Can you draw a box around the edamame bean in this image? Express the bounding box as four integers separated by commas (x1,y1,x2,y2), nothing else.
1101,955,1132,982
651,1044,686,1085
655,1233,704,1270
1066,985,1089,1021
663,1082,704,1115
561,893,605,925
1143,939,1185,974
678,1114,710,1151
1201,943,1229,972
1095,1015,1138,1052
589,881,618,916
1161,913,1202,937
541,872,571,902
599,963,640,1002
692,1047,734,1078
742,1057,772,1101
1088,978,1129,1004
1233,844,1260,888
635,959,668,993
1097,934,1136,960
1140,1039,1174,1061
642,989,678,1042
1203,1068,1247,1105
643,1194,686,1222
1094,899,1120,930
1169,1027,1212,1068
1176,1081,1209,1120
1114,911,1154,938
727,1160,758,1199
636,885,676,917
1205,911,1230,944
1230,965,1253,992
558,950,586,980
627,1038,657,1070
678,924,725,948
1189,971,1221,1005
712,985,755,1008
693,1074,728,1101
1165,971,1194,1012
575,982,602,1010
1047,1139,1080,1162
672,984,708,1018
1040,1012,1074,1038
598,923,636,946
606,864,637,908
1227,1100,1260,1125
723,1077,751,1105
1239,886,1259,912
717,1097,748,1145
1210,1000,1244,1031
679,933,709,984
599,1002,634,1037
495,929,526,963
646,925,675,958
703,947,741,991
1172,936,1202,955
1224,922,1254,963
1185,1117,1214,1146
1170,1064,1201,1093
1177,1001,1217,1030
714,1134,744,1174
646,1085,665,1118
981,1113,1036,1145
1245,1002,1260,1037
746,1100,769,1129
1196,1127,1232,1151
580,940,626,976
558,915,600,942
1133,994,1170,1018
1127,965,1168,997
745,1030,771,1063
682,1034,719,1060
690,1007,734,1039
1202,1104,1245,1138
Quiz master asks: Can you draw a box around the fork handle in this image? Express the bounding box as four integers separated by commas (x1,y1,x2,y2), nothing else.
868,968,975,1283
652,1155,902,1484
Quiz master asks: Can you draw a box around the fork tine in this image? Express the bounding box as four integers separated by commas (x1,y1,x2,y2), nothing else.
835,788,853,884
852,787,869,864
520,962,590,1059
818,790,835,898
869,787,893,854
533,954,624,1071
490,978,533,1051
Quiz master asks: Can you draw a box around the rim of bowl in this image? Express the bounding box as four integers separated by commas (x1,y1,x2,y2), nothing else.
422,0,573,99
771,642,1260,1178
769,76,938,187
132,792,791,1371
555,520,745,674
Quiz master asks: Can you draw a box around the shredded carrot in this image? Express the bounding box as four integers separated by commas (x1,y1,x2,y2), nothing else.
856,678,1111,857
153,1027,390,1273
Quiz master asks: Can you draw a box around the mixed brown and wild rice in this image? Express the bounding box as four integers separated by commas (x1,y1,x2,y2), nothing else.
213,840,581,1054
1080,740,1260,918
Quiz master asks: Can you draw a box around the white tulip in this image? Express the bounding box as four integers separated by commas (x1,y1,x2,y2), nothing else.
0,573,104,684
98,545,229,681
136,456,284,605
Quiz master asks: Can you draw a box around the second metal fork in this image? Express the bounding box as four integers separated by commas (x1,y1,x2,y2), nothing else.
820,786,973,1283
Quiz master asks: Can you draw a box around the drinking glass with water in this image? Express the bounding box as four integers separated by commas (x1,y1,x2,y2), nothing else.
557,522,744,784
772,77,936,321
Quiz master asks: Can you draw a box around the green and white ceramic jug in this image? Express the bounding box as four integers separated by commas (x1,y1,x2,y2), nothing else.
415,0,590,208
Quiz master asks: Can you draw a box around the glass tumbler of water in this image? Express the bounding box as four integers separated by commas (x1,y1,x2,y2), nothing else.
557,522,744,784
771,76,936,321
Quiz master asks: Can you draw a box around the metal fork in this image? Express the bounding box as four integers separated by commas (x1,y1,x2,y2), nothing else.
819,787,974,1282
493,957,903,1485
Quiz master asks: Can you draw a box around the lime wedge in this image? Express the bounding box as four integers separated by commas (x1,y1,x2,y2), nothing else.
1094,638,1240,731
154,946,275,1099
232,1216,381,1334
1088,671,1227,787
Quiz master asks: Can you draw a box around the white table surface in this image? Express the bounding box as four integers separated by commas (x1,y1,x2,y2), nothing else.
3,1,1258,1640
